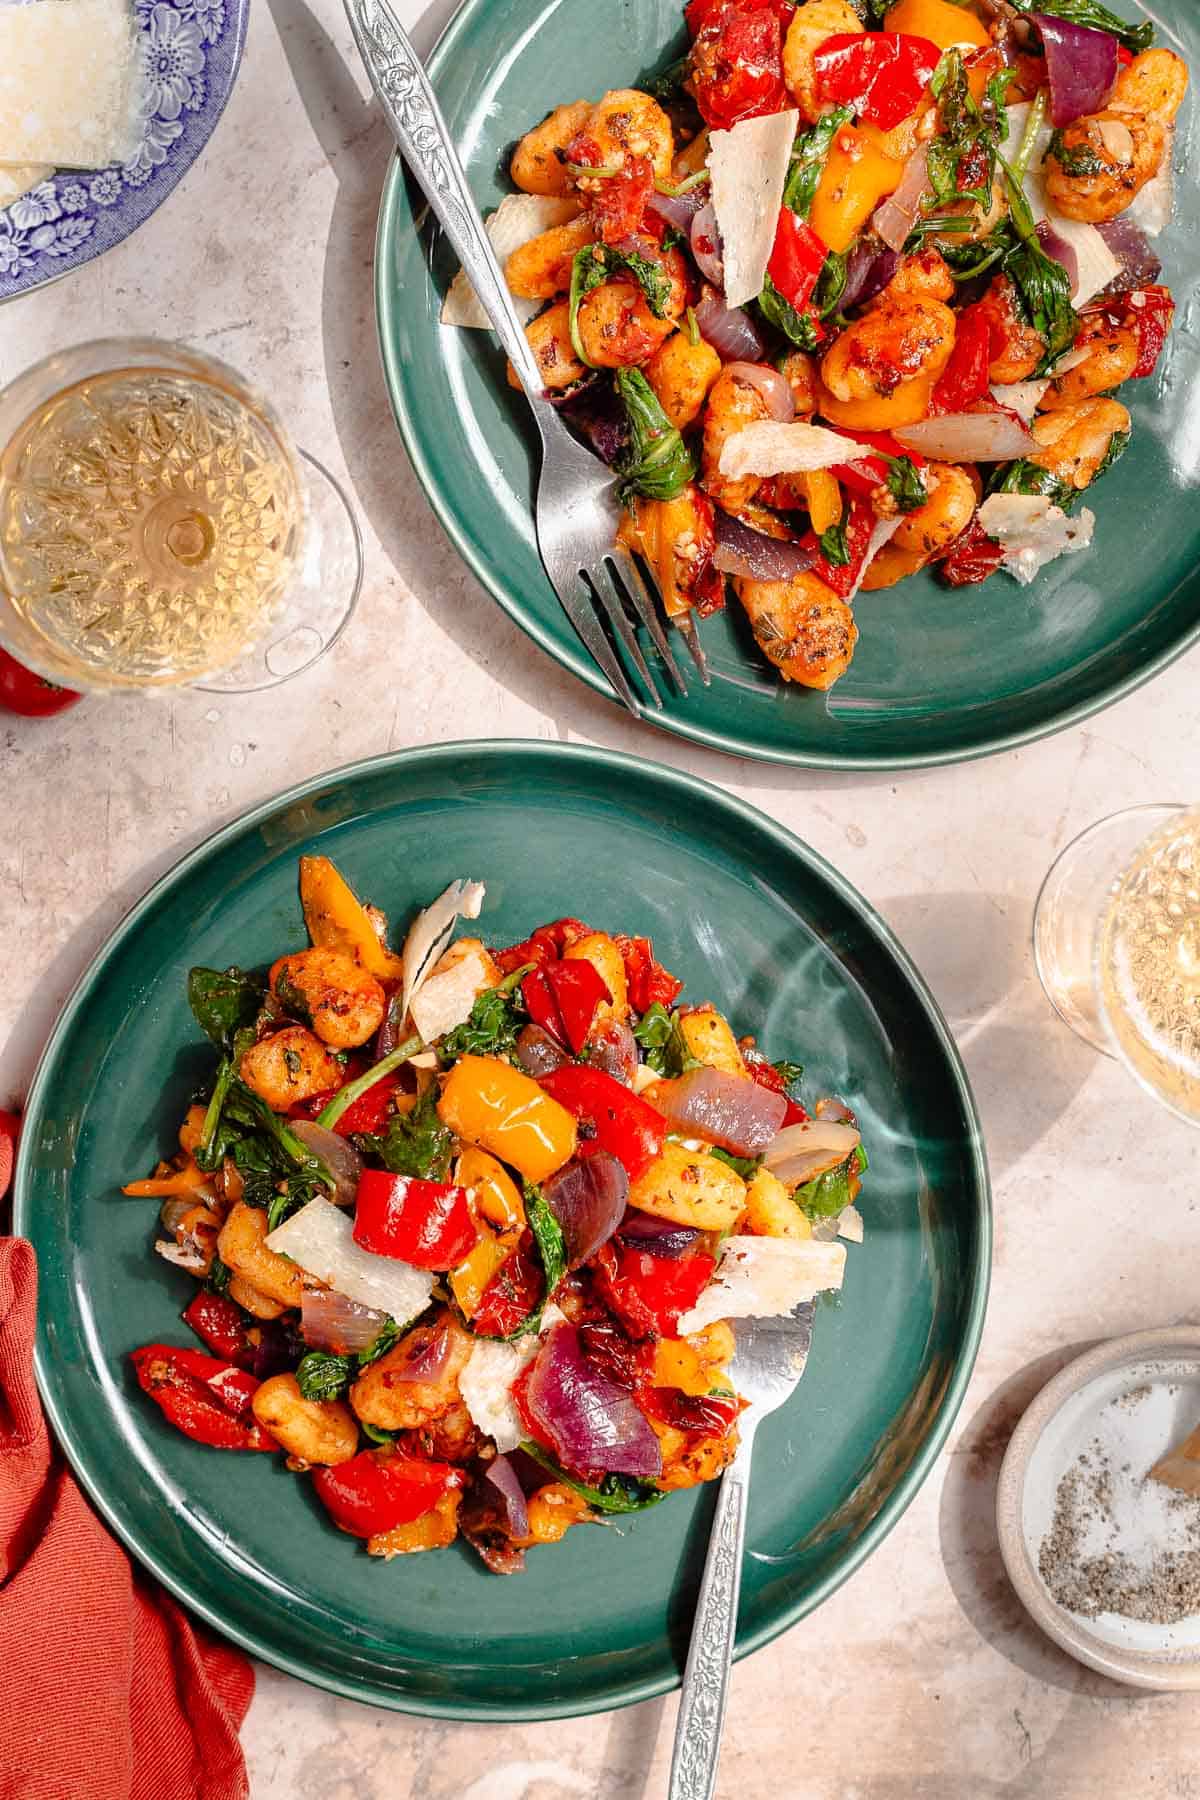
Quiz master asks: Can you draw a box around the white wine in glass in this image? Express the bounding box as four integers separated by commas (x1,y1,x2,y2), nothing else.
0,339,361,692
1035,805,1200,1124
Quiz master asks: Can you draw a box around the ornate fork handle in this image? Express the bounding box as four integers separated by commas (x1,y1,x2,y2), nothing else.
668,1420,758,1800
343,0,547,401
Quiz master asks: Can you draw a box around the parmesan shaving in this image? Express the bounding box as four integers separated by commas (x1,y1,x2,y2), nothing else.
265,1198,435,1323
990,380,1050,423
1000,104,1121,306
441,194,581,329
0,0,143,169
977,493,1095,586
400,878,486,1022
707,109,798,310
409,945,495,1045
676,1235,846,1335
1127,126,1173,237
718,420,871,480
458,1305,565,1452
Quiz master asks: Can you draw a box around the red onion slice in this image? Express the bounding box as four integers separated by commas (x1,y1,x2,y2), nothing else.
725,361,795,422
1032,13,1118,127
374,994,406,1059
648,183,709,232
694,287,766,363
764,1118,861,1186
1035,219,1079,293
584,1017,638,1086
524,1322,662,1478
484,1453,530,1540
842,242,901,312
619,1209,703,1257
516,1022,570,1078
250,1317,305,1381
1095,217,1162,293
893,411,1038,461
653,1067,786,1155
384,1319,453,1384
713,510,816,581
873,146,929,254
690,201,725,287
289,1121,364,1206
543,1151,629,1270
300,1287,390,1354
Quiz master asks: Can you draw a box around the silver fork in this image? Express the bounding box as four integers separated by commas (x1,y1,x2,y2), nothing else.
668,1303,816,1800
344,0,703,713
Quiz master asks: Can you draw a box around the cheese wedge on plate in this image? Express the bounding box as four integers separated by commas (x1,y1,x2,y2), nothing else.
708,109,797,309
0,0,143,170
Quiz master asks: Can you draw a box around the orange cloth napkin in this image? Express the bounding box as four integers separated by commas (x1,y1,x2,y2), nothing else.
0,1236,255,1800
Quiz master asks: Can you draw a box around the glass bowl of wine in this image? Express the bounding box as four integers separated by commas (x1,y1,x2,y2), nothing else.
1034,805,1200,1124
0,338,362,692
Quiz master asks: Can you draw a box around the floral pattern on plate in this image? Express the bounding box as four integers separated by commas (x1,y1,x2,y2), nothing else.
0,0,248,299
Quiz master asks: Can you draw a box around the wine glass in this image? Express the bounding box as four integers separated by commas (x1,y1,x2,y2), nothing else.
1034,804,1200,1124
0,337,362,693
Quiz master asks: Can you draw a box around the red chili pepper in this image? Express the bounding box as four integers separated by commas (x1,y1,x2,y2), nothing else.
522,959,611,1055
799,493,878,599
813,31,942,131
312,1449,462,1538
495,918,591,976
537,1064,667,1180
592,1242,717,1339
930,301,992,414
472,1231,544,1337
767,209,828,318
689,2,787,130
613,935,683,1015
353,1171,478,1270
130,1344,275,1451
0,648,82,718
0,1109,18,1205
742,1051,810,1126
182,1291,253,1364
937,514,1004,587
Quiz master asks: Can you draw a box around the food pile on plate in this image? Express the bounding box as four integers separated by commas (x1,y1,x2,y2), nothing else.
128,860,863,1570
445,0,1186,690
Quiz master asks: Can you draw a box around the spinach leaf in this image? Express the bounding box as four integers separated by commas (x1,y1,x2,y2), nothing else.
569,243,673,367
273,970,313,1026
187,966,265,1050
356,1318,401,1368
526,1183,567,1300
795,1154,858,1220
633,1003,702,1077
782,105,853,219
818,514,851,567
927,49,1007,212
997,155,1080,372
772,1058,805,1094
1007,0,1152,53
758,275,823,351
613,368,697,503
813,250,848,321
361,1422,399,1446
354,1085,455,1181
988,457,1075,511
882,455,929,515
519,1442,666,1513
296,1350,352,1401
1044,128,1105,179
1092,428,1130,486
710,1147,763,1180
206,1253,231,1295
440,973,529,1061
266,1170,325,1233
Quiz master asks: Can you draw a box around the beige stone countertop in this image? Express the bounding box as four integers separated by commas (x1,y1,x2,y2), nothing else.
3,0,1200,1794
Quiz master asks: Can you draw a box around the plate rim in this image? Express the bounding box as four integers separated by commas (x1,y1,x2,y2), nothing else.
373,0,1200,773
15,737,992,1718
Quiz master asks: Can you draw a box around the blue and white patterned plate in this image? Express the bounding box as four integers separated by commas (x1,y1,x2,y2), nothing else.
0,0,248,301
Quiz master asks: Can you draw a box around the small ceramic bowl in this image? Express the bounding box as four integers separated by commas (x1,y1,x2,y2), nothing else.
997,1327,1200,1690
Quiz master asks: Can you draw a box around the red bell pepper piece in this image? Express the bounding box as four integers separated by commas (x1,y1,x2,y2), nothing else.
312,1449,462,1538
828,424,928,497
767,209,828,318
536,1064,667,1180
522,959,611,1055
638,1384,742,1435
495,917,591,976
930,301,992,414
130,1344,275,1451
799,493,878,599
593,1243,717,1338
937,514,1004,587
813,32,942,131
689,2,787,129
686,0,794,35
0,648,82,718
353,1171,478,1270
182,1291,253,1364
613,935,683,1014
1100,286,1175,379
472,1231,544,1337
742,1051,810,1126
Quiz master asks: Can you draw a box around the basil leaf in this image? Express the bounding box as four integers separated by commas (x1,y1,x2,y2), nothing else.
633,1004,701,1077
613,367,696,503
772,1058,805,1094
988,458,1075,511
296,1351,352,1401
356,1318,401,1368
818,514,851,567
710,1147,762,1180
526,1183,567,1300
518,1441,665,1513
206,1253,231,1295
361,1421,399,1446
1044,129,1106,180
758,275,823,350
187,966,265,1050
882,454,929,514
441,980,528,1061
355,1085,455,1181
569,242,674,368
794,1154,857,1220
782,106,853,219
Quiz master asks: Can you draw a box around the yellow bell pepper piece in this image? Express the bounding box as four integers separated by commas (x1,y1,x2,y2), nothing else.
298,856,406,984
884,0,989,51
799,469,843,534
450,1219,518,1319
456,1147,526,1231
651,1338,713,1396
809,125,904,256
816,373,935,431
122,1159,211,1198
437,1055,577,1184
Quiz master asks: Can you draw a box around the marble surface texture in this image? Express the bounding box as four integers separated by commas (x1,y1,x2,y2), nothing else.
3,0,1200,1794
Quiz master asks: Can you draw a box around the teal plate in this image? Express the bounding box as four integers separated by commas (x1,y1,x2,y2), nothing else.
376,0,1200,770
15,742,988,1718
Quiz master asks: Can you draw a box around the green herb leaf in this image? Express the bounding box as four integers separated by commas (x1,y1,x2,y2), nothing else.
187,966,265,1050
569,242,674,368
771,1058,805,1095
1044,128,1105,179
273,971,313,1027
710,1146,763,1180
782,105,853,219
818,513,851,567
758,274,823,350
613,367,696,503
648,53,690,101
441,979,528,1061
997,158,1080,374
356,1318,401,1368
206,1253,231,1295
813,249,848,321
296,1350,352,1401
795,1153,858,1220
1007,0,1152,53
926,48,1005,212
518,1441,666,1513
1091,427,1130,486
988,457,1075,511
526,1183,567,1300
633,1004,702,1077
882,454,929,514
354,1085,455,1181
361,1421,399,1446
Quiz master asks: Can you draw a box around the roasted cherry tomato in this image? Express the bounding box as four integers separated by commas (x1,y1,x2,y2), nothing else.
0,648,81,718
495,918,591,975
312,1449,462,1538
937,514,1004,586
814,32,941,131
742,1051,809,1126
689,2,787,130
613,935,683,1014
182,1290,253,1364
353,1171,478,1270
472,1231,544,1337
592,1242,717,1339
